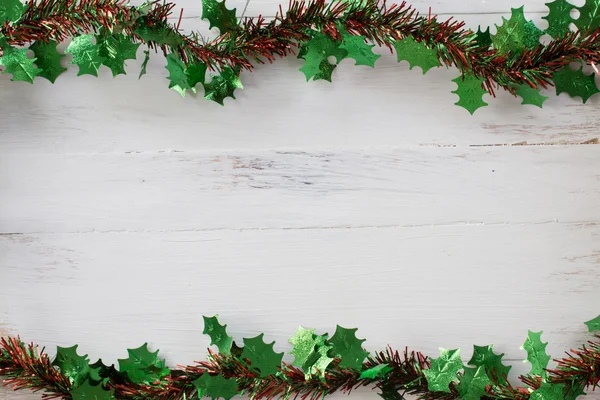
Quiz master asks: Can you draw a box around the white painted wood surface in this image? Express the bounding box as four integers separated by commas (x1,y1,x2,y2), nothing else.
1,0,600,398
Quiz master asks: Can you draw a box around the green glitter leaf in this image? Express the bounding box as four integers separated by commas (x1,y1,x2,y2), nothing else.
530,382,565,400
165,53,207,97
457,366,491,400
70,381,114,400
117,343,170,384
201,0,237,33
135,22,185,47
299,32,347,82
553,64,600,103
289,326,319,368
53,345,90,387
393,36,441,74
523,331,551,376
96,33,140,77
0,44,41,83
203,67,242,105
492,7,527,55
30,40,66,83
575,0,600,31
203,315,233,356
585,314,600,332
339,32,380,67
65,34,105,77
543,0,575,38
139,50,150,79
0,0,25,24
88,359,123,386
241,334,284,377
451,74,488,114
515,84,548,107
423,348,464,393
524,21,543,49
359,364,392,380
193,373,238,400
475,26,492,48
467,344,512,384
327,326,368,370
306,333,334,378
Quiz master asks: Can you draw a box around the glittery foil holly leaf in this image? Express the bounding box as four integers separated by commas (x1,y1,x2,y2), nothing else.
70,381,114,400
96,33,140,77
53,345,90,387
530,382,565,400
359,364,392,380
575,0,600,31
139,50,150,79
203,315,233,356
30,40,66,83
0,0,25,24
585,314,600,332
515,84,548,107
423,348,464,393
165,53,207,97
457,366,491,400
65,34,105,77
88,359,123,386
203,67,242,105
467,344,512,384
451,74,488,114
542,0,575,38
339,31,380,67
241,334,284,377
289,326,318,367
135,22,185,47
201,0,237,33
553,64,600,103
327,326,368,370
393,36,441,74
118,343,170,384
492,7,527,55
0,44,41,83
299,32,348,82
524,21,544,49
475,26,492,48
193,373,238,400
522,331,551,376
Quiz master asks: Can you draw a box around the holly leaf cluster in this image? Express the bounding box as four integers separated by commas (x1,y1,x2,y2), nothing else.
467,344,512,384
96,32,140,77
117,343,170,384
423,348,464,393
451,74,488,114
522,331,551,377
203,315,234,355
289,326,334,378
53,345,92,387
393,36,441,74
299,31,348,82
241,334,284,377
201,0,238,34
553,64,600,103
203,67,243,105
0,43,41,83
165,53,208,97
193,373,238,400
327,326,368,370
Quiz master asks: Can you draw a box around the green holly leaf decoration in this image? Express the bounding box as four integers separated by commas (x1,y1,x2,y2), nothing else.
530,382,566,400
564,382,586,400
0,0,25,24
203,315,234,356
543,0,575,38
241,334,284,377
457,366,491,400
96,33,140,77
70,381,114,400
0,44,41,83
65,34,105,77
289,328,334,378
88,359,123,386
393,36,441,74
423,348,464,393
584,314,600,332
575,0,600,31
53,345,90,387
327,326,369,370
203,67,242,105
475,26,492,48
523,331,551,376
165,53,207,97
135,22,185,47
467,344,512,384
29,40,66,83
117,343,170,384
201,0,237,33
451,74,488,114
553,64,600,103
193,373,238,400
299,32,348,82
492,7,527,55
359,363,392,380
524,21,544,49
139,50,150,79
515,84,548,107
339,32,380,67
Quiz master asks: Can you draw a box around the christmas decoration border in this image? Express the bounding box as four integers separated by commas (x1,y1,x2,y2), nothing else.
0,0,599,112
1,314,600,399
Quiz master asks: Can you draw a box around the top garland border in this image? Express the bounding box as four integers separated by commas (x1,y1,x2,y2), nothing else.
0,0,599,113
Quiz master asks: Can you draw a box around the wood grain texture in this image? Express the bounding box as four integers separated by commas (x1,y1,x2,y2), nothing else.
1,0,600,398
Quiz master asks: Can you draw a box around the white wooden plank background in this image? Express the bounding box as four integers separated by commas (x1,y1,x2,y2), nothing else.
1,0,600,399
